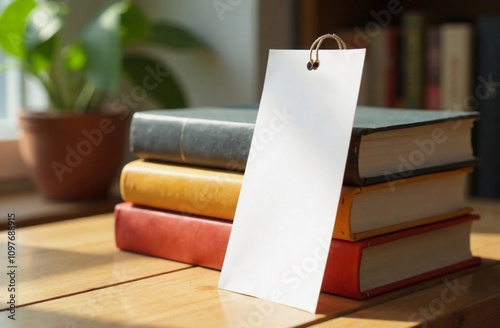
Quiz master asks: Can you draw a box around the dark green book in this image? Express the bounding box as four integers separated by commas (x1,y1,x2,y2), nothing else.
402,12,426,108
131,106,478,186
472,16,500,198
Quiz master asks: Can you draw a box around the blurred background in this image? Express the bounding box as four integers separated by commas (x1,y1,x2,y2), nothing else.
1,0,499,227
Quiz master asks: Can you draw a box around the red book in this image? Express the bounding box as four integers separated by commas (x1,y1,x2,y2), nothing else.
386,27,400,108
115,203,480,299
425,26,441,110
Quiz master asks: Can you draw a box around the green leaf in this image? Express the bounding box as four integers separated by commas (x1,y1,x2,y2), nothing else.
28,40,55,73
24,2,66,50
81,1,126,92
123,54,186,108
120,2,151,45
151,22,204,49
62,44,86,71
24,2,67,73
0,0,36,58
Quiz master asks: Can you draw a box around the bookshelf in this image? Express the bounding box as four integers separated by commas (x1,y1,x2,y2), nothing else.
298,0,500,48
298,0,500,199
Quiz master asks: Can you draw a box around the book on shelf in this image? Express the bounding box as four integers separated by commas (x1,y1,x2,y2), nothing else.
336,29,373,106
472,16,500,199
440,23,474,111
121,160,473,241
115,203,480,300
402,12,426,109
425,26,441,110
385,27,400,108
130,107,478,185
367,27,399,107
329,28,399,108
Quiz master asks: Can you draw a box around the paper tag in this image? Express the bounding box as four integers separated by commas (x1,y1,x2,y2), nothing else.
218,49,365,312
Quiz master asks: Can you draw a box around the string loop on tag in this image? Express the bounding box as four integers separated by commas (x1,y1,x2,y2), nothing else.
307,33,347,71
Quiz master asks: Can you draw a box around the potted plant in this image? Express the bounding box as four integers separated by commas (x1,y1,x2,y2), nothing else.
0,0,203,200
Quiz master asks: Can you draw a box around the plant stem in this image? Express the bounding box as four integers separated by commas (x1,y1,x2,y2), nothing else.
72,71,85,107
63,67,75,109
49,64,70,111
21,62,62,109
37,71,62,109
74,83,96,112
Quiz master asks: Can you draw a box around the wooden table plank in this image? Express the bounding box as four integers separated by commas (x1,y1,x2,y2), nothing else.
0,267,320,328
310,264,500,328
467,197,500,235
0,214,190,309
468,198,500,262
0,198,497,327
1,261,497,328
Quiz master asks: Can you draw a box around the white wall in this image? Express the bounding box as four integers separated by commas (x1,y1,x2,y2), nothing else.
138,0,260,107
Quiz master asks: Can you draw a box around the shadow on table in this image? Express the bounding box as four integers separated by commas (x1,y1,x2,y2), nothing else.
0,243,124,282
0,307,155,328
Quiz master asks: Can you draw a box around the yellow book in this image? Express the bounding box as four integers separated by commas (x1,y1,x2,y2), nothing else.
121,160,242,221
121,160,472,241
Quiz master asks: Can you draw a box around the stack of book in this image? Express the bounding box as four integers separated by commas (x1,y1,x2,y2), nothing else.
115,106,481,299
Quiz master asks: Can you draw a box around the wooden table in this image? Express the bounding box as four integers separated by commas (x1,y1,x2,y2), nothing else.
0,199,499,327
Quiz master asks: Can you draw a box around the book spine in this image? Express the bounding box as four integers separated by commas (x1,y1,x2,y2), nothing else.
394,28,405,108
370,29,389,107
120,160,243,220
333,187,357,241
425,26,441,110
130,114,184,164
439,23,473,111
343,128,365,186
402,13,426,108
472,17,500,198
322,238,364,298
131,113,254,172
115,203,231,270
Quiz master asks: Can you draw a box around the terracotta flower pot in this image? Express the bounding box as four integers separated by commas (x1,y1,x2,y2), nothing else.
18,111,129,201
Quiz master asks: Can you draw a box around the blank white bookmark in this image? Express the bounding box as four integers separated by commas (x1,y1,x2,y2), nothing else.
219,34,366,313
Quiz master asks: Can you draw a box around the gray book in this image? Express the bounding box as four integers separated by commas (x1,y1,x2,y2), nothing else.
130,106,478,186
